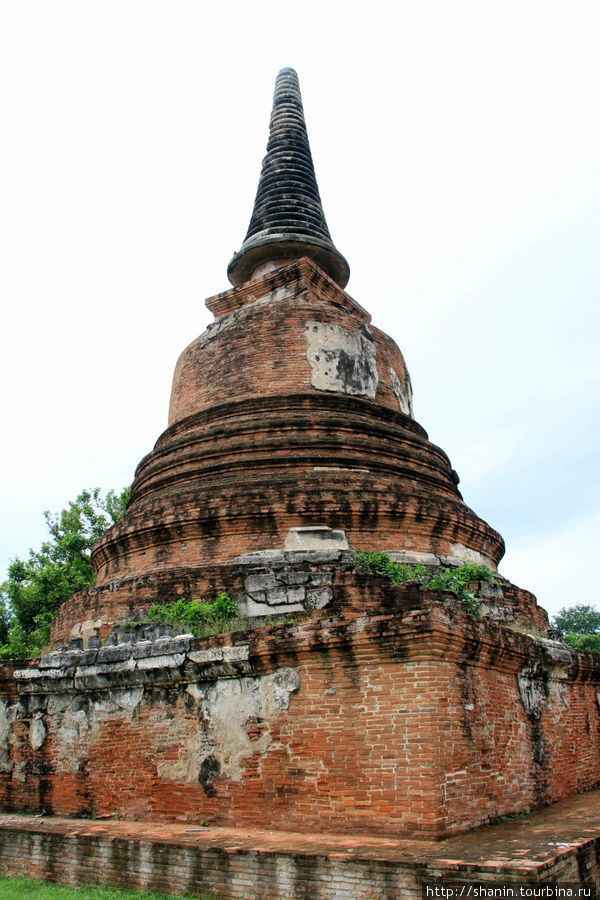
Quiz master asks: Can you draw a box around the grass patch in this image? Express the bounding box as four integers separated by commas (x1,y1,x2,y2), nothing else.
0,876,212,899
114,601,315,644
505,621,550,641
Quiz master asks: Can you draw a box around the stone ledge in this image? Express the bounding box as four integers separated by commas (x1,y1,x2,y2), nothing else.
13,640,253,693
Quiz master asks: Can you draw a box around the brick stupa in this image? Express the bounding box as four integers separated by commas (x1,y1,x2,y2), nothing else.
51,67,543,643
2,68,599,849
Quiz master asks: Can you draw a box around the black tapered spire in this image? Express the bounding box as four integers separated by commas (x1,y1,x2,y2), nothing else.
227,67,349,288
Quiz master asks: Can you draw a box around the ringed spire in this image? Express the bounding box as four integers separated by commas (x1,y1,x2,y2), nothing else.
227,67,350,288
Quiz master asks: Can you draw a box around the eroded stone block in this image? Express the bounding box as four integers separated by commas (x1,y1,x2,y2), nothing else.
136,653,186,670
188,648,224,665
305,588,332,609
284,526,349,551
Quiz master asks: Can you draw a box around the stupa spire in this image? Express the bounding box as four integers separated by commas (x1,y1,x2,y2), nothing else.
227,67,350,288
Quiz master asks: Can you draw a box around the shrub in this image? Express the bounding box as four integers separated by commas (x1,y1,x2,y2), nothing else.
145,592,239,638
355,551,494,617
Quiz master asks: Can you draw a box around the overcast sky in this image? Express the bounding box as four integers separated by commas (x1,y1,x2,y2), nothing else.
1,1,598,618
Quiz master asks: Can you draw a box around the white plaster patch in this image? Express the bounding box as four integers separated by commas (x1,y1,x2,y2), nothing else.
136,653,186,670
186,683,206,702
29,713,46,750
92,688,144,715
47,695,72,716
14,668,45,680
0,700,10,747
260,667,301,714
389,367,414,417
305,321,379,398
70,618,103,646
518,663,547,720
223,645,250,662
188,648,224,665
158,667,301,784
448,544,493,568
0,700,16,773
54,704,92,774
242,597,305,617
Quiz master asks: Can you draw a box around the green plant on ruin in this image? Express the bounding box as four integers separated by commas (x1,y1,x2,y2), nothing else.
489,806,532,825
355,550,495,617
506,620,551,642
144,592,239,638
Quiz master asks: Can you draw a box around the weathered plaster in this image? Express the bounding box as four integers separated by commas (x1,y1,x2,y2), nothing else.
157,667,301,784
29,713,46,751
0,700,16,774
305,321,379,398
448,543,493,568
389,367,413,417
69,618,104,645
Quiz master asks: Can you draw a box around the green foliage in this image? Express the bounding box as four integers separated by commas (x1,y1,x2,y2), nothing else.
0,590,9,645
0,487,130,660
355,550,495,616
552,603,600,636
0,875,213,899
354,551,429,585
560,632,600,653
551,604,600,653
145,592,239,638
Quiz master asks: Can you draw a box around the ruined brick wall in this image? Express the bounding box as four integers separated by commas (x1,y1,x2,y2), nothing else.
49,554,549,651
3,595,599,839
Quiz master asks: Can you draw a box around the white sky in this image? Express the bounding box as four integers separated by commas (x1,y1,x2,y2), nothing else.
1,0,598,619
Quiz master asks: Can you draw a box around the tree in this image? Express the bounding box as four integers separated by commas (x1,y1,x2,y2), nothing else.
552,603,600,654
0,590,9,645
0,487,130,659
552,603,600,635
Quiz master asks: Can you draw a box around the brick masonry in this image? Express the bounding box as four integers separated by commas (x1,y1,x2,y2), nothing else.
2,594,599,839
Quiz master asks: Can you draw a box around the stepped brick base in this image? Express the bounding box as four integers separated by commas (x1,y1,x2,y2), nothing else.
1,791,599,899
